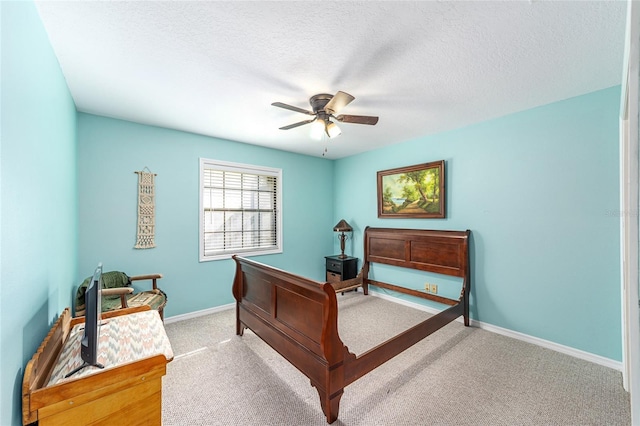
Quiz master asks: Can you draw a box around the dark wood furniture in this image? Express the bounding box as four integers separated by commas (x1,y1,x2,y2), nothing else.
325,255,358,283
232,227,471,424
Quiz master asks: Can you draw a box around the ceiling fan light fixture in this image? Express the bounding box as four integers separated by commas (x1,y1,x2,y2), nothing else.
310,119,325,140
326,121,341,138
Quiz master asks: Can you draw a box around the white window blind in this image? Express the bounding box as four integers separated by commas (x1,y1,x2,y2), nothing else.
199,159,282,261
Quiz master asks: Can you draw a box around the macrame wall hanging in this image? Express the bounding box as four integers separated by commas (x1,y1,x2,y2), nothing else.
134,168,156,249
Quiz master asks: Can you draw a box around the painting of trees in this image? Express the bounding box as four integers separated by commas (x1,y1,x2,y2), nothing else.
377,161,445,218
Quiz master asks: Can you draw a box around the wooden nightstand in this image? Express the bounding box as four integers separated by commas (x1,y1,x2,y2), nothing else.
325,255,358,283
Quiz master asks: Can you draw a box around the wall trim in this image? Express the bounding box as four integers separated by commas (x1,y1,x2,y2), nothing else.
369,290,623,372
164,303,234,325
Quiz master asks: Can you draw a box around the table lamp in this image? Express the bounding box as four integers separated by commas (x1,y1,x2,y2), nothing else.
333,219,353,258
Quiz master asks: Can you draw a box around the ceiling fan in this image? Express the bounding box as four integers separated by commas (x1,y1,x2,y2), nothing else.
271,91,379,139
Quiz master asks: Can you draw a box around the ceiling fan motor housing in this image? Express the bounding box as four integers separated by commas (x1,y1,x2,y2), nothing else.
309,94,333,113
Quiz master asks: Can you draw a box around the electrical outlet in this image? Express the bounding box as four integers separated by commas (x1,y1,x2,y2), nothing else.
424,283,430,292
429,284,438,294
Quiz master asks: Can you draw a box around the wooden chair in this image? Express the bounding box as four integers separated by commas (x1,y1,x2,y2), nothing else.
75,271,167,320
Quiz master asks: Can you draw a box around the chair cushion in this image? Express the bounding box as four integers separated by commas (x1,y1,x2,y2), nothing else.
126,290,167,313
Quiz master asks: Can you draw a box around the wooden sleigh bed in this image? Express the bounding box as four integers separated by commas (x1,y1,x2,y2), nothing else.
232,227,471,423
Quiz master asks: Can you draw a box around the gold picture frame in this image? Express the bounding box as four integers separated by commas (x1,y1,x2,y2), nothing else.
377,160,445,218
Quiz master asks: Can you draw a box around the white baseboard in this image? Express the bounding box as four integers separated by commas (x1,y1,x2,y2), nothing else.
369,290,623,372
164,303,234,325
165,292,622,372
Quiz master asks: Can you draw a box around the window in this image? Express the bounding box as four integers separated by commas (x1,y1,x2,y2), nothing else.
199,159,282,261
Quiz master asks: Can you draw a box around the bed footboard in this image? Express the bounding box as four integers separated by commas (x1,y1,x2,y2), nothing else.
232,256,354,423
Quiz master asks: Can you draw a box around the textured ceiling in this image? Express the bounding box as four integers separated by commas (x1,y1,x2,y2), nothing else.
35,1,626,159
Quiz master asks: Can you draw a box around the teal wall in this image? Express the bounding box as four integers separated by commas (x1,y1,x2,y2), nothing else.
76,114,335,317
1,2,78,425
0,1,624,424
334,86,621,361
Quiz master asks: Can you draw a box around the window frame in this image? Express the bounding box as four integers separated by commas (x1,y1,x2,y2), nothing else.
199,158,282,262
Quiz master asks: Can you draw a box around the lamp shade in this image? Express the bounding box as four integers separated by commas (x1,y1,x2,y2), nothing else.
333,219,352,232
326,121,341,138
310,119,325,140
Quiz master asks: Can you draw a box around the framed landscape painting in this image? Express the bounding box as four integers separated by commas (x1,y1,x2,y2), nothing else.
377,160,445,218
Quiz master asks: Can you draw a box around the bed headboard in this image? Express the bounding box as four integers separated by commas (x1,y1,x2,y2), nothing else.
364,227,470,278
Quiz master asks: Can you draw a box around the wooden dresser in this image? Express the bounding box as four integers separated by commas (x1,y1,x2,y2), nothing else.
22,306,173,426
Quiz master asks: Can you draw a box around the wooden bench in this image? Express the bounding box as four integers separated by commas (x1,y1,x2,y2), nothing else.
22,306,173,426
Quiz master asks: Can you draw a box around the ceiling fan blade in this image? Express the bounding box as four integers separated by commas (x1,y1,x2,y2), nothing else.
279,119,316,130
271,102,314,116
324,91,355,114
335,114,379,125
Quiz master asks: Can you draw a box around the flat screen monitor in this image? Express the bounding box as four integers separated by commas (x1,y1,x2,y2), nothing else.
65,263,104,377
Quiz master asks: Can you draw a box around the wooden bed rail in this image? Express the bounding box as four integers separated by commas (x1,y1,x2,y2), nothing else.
368,279,458,306
345,302,464,386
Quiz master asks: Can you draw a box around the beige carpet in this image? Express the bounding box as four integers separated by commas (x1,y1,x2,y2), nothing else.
162,292,630,425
